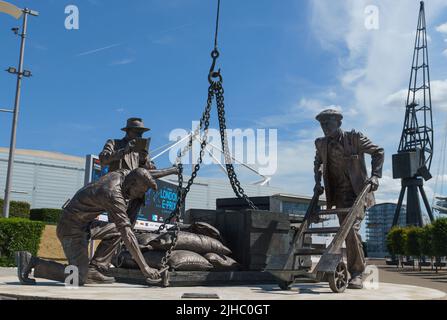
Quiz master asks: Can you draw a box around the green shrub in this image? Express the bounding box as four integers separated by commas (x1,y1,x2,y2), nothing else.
30,208,63,224
404,226,423,257
0,198,31,219
419,224,434,257
432,218,447,260
0,218,45,267
387,226,407,256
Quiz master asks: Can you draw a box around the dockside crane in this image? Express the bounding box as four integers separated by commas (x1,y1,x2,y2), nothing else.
392,1,435,227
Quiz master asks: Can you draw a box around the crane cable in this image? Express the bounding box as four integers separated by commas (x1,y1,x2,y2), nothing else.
432,120,447,215
156,0,257,280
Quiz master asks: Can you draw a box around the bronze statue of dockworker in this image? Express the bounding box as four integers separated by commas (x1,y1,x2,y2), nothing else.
99,117,156,171
16,168,166,286
86,117,175,283
313,109,384,289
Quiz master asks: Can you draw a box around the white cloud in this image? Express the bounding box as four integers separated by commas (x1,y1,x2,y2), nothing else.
265,0,447,202
110,58,135,66
256,98,343,128
151,35,175,45
373,170,401,203
439,23,447,55
385,79,447,111
341,68,366,87
436,22,447,34
270,140,316,196
253,1,447,202
77,43,122,57
310,0,447,126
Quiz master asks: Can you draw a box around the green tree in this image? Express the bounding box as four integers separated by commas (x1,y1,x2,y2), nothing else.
419,224,434,270
387,227,407,268
432,218,447,273
405,226,423,270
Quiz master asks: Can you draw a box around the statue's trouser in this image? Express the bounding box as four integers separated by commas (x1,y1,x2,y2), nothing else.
89,168,178,271
89,198,142,272
335,190,366,277
33,218,90,285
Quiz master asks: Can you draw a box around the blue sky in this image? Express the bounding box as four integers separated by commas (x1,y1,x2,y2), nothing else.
1,0,447,206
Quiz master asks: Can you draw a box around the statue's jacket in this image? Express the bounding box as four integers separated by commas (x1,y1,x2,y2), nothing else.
97,138,153,224
314,130,384,209
56,169,151,277
60,170,132,231
99,138,152,171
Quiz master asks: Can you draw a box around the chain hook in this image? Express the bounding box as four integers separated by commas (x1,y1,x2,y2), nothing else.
208,49,222,84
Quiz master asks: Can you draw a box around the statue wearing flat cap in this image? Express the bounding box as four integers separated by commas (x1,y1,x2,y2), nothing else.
313,109,384,289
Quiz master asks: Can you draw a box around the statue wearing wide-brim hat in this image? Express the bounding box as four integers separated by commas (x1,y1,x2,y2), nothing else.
121,117,151,132
100,117,153,173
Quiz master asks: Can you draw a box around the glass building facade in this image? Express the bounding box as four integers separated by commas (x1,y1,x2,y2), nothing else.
434,197,447,216
366,203,406,258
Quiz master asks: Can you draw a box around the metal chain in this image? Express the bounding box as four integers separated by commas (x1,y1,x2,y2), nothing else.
158,85,214,270
159,163,183,269
157,86,213,233
214,81,258,210
157,0,257,273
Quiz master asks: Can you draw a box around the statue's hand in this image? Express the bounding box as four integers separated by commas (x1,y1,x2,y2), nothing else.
143,267,161,285
144,266,160,278
313,184,324,196
148,175,158,191
368,176,379,192
124,139,137,154
139,150,149,163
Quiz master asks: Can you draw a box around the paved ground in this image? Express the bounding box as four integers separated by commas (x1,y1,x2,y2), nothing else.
0,268,13,277
369,259,447,296
0,267,445,300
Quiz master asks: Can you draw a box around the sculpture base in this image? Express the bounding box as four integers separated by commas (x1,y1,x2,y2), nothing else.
106,268,313,289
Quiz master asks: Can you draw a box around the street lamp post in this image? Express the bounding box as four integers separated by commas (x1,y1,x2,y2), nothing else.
1,3,38,218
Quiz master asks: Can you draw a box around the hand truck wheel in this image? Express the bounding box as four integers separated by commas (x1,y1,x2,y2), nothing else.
328,261,348,293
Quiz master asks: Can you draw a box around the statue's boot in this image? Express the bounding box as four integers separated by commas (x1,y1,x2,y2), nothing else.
33,258,66,283
348,274,364,289
85,266,115,284
15,251,36,285
16,251,70,284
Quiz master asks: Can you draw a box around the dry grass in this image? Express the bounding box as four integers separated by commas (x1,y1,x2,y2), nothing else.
37,225,66,262
37,225,101,263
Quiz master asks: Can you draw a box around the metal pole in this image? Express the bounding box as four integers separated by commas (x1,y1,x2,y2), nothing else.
393,186,406,227
419,185,435,222
3,11,28,218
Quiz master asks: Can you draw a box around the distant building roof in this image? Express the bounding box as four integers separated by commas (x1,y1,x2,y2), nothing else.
272,193,313,201
0,147,84,164
370,202,407,208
